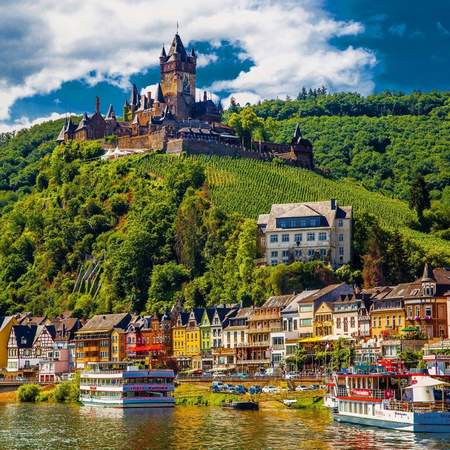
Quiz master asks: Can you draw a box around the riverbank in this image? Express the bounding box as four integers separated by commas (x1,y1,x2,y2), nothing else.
174,383,326,409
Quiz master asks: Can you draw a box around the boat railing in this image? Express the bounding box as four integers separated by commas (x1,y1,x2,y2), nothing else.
386,399,450,413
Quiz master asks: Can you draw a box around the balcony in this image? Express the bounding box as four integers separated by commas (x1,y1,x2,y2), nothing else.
271,344,285,351
236,359,270,365
236,341,269,348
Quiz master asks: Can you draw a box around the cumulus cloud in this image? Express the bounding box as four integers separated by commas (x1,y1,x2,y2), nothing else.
0,0,376,126
0,112,74,133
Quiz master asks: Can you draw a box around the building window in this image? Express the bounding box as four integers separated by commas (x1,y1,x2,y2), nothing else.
386,316,390,326
407,306,413,319
307,249,314,257
398,315,402,326
271,259,278,266
336,318,341,329
271,251,278,258
415,306,420,317
282,234,289,242
339,247,344,256
320,248,327,258
294,249,302,258
372,318,377,327
425,306,432,317
307,232,315,241
350,317,355,328
295,233,302,242
378,317,381,327
282,250,289,257
318,232,327,241
270,234,278,243
338,219,343,227
338,234,344,242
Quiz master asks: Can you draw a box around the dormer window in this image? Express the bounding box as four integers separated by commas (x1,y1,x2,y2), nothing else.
21,337,26,345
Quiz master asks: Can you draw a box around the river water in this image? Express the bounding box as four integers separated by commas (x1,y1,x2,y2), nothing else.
0,403,449,450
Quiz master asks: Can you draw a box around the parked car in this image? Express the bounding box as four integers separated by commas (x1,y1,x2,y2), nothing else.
15,376,26,382
234,385,247,394
309,384,319,390
295,385,309,391
262,385,279,394
235,372,249,380
248,385,262,395
284,372,299,380
211,381,224,392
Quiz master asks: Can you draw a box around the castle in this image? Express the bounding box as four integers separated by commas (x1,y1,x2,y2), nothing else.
57,33,314,169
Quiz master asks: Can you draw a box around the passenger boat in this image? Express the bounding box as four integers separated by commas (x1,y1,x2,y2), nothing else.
79,361,175,408
332,371,450,433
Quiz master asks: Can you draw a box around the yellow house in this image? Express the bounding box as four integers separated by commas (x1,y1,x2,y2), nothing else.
0,316,17,369
370,285,407,339
313,302,333,337
172,312,188,358
185,309,202,356
111,328,127,361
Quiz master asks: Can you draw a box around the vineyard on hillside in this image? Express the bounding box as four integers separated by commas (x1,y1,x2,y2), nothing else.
139,154,450,262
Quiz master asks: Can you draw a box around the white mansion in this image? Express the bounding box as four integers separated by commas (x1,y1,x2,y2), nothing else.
257,199,352,268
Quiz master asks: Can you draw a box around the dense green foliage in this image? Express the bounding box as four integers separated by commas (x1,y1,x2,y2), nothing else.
17,384,41,402
0,92,448,317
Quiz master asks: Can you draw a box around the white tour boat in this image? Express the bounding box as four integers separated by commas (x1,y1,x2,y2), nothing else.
332,372,450,433
80,361,175,408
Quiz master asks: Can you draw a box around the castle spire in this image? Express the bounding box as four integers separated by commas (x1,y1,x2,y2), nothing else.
105,104,116,120
130,83,139,106
160,44,167,58
167,32,187,60
156,83,165,103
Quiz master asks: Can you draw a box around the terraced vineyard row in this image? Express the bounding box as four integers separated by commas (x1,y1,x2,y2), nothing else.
139,154,450,261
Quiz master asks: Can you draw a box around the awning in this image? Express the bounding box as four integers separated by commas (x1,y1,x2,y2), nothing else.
127,344,162,352
405,376,450,389
298,337,322,343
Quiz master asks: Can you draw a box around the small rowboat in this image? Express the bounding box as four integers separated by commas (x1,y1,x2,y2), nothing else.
222,401,259,411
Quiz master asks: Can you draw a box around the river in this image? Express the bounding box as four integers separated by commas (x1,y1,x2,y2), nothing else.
0,403,449,450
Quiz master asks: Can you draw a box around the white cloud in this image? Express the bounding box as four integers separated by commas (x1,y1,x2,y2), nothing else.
0,112,74,133
0,0,376,126
197,53,218,67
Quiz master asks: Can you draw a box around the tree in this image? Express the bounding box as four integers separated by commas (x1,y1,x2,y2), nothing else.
408,174,430,228
147,262,191,312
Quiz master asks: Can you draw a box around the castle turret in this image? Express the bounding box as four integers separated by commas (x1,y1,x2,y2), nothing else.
105,104,116,120
160,33,196,120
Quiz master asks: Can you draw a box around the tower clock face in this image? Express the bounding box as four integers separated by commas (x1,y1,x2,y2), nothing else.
182,74,190,95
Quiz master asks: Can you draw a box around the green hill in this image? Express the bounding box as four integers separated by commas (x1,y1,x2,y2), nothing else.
0,114,448,317
140,154,450,262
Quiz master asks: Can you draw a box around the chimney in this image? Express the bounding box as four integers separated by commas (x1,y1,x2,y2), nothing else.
330,199,337,210
95,96,100,114
203,91,207,102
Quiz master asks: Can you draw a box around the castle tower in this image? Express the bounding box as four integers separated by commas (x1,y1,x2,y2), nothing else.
159,33,196,120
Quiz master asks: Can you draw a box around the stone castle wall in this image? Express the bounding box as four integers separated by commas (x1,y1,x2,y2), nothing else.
118,129,167,151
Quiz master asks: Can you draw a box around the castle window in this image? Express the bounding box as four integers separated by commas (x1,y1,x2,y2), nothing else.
271,251,278,258
319,232,327,241
339,247,344,256
270,234,278,243
307,232,315,241
338,233,344,241
295,233,302,242
282,234,290,242
338,219,343,227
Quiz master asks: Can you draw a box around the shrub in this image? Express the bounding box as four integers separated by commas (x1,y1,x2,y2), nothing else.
17,384,41,402
54,380,79,403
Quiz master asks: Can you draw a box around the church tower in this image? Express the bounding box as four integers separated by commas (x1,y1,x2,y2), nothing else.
159,33,196,120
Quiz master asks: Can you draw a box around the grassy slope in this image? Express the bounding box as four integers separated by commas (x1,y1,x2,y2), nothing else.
140,154,450,262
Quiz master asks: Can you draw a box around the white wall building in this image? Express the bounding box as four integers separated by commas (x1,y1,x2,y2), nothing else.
257,199,352,268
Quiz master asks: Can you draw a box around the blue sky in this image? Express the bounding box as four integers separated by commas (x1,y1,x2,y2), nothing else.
0,0,449,132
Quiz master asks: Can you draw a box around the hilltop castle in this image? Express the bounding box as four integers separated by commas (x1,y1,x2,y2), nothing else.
57,33,314,169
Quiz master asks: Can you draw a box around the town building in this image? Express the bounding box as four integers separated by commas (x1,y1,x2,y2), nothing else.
0,316,17,369
403,264,450,340
236,295,296,372
369,285,407,340
75,313,132,369
296,283,354,338
219,307,253,371
313,302,334,337
172,312,189,369
332,294,369,338
57,33,314,169
257,199,352,268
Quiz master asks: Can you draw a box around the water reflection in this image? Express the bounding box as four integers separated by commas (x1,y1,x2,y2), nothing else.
0,404,449,450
